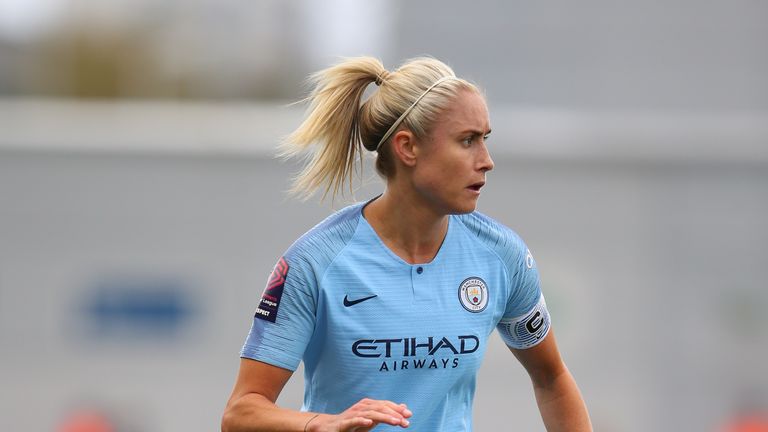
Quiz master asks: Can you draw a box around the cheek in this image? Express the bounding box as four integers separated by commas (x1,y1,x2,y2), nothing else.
413,165,443,193
415,155,463,193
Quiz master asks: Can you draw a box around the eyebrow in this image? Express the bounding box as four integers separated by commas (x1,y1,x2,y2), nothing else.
458,128,492,136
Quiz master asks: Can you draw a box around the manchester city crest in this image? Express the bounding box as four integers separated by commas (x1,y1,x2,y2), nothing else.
458,277,488,313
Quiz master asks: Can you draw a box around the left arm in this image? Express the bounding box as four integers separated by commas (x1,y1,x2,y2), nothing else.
509,328,592,432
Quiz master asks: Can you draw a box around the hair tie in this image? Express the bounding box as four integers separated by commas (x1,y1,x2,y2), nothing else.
375,70,390,86
375,75,456,151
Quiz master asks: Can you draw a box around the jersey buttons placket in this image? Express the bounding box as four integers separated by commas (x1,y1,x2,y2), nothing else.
411,265,425,300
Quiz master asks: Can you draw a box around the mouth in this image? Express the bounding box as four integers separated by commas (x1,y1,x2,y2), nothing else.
467,182,485,192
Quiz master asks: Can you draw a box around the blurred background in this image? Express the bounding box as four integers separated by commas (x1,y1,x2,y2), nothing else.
1,0,767,431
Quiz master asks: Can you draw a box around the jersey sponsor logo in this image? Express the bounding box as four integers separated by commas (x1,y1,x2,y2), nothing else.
343,294,378,307
351,335,480,372
254,257,288,323
458,277,488,313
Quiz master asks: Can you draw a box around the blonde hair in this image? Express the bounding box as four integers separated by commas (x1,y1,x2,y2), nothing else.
280,56,477,200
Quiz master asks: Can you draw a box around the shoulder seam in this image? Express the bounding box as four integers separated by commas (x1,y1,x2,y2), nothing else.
317,211,362,288
284,204,363,298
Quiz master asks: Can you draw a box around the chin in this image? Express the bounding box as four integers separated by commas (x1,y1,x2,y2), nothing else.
449,200,478,215
427,191,479,215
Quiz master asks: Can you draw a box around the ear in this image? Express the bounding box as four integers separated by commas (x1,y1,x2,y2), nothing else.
391,129,418,168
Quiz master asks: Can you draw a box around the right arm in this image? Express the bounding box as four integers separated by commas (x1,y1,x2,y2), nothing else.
222,358,313,432
221,359,412,432
225,250,411,432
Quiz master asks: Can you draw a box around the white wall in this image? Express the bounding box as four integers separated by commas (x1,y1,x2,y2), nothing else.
2,126,767,430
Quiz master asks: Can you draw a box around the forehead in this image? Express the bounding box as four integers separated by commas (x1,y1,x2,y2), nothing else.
433,89,490,134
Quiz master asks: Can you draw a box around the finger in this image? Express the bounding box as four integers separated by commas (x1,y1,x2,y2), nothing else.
360,404,406,420
377,400,409,412
357,399,411,417
373,401,413,421
338,416,373,431
350,400,412,426
357,410,410,427
395,403,413,418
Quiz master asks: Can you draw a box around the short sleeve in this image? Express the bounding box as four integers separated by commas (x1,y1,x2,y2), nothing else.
497,246,551,349
238,203,362,370
502,246,541,319
240,254,317,371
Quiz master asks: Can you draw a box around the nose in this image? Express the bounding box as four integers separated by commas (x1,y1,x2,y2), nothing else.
478,142,494,172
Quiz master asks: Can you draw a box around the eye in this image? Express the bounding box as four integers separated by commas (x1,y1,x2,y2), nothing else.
462,136,476,146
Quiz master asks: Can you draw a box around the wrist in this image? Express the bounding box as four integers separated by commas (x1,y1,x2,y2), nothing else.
304,413,330,432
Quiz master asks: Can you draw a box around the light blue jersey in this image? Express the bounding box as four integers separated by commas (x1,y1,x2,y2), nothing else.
241,201,550,431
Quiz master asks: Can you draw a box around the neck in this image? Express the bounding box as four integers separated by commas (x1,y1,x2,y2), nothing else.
363,187,449,265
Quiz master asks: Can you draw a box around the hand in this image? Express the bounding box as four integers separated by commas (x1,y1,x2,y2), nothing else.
307,398,412,431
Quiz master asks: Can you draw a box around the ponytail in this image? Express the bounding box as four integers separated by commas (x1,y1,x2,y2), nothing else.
281,56,477,201
280,57,385,200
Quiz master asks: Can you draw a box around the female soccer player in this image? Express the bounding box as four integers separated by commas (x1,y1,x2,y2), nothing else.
221,56,592,431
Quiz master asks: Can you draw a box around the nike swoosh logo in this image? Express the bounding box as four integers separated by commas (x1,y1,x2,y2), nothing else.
343,294,378,307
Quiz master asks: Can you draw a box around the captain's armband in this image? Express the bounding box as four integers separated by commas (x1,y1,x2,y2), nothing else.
497,294,551,349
